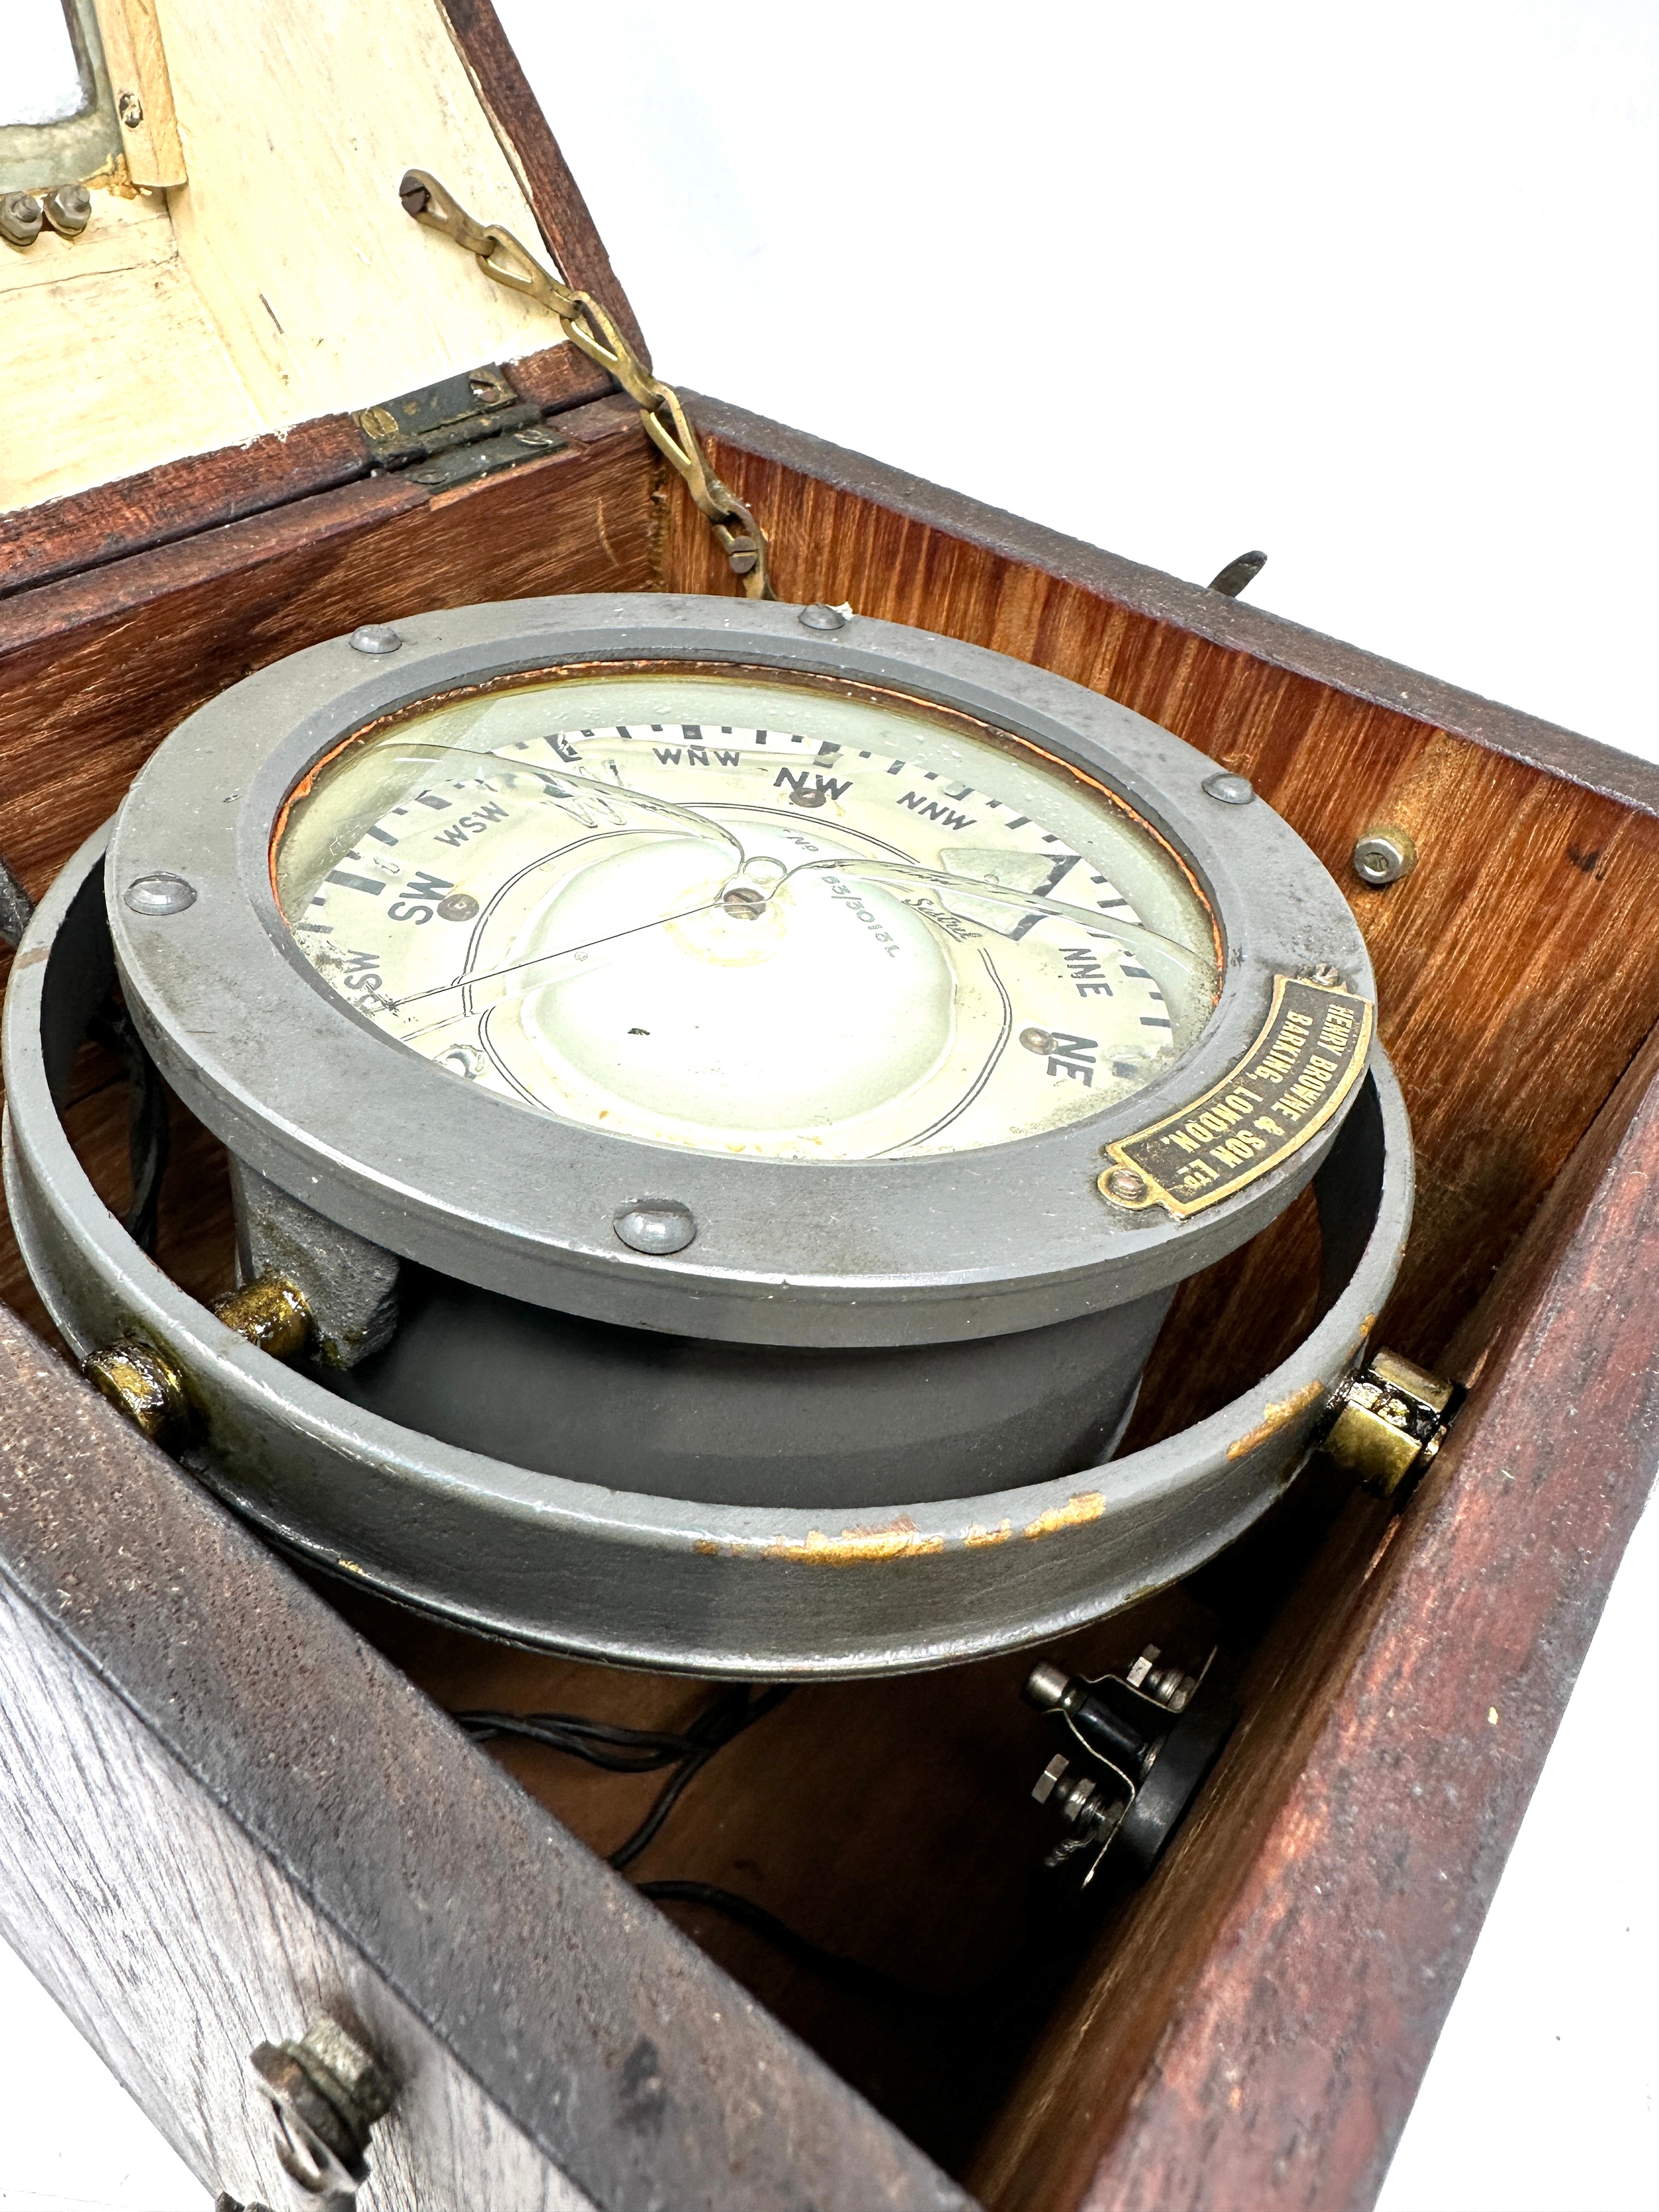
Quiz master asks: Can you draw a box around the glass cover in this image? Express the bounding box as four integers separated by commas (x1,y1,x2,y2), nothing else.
272,669,1220,1161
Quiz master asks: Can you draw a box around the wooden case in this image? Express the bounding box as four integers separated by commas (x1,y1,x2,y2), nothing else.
3,8,1656,2208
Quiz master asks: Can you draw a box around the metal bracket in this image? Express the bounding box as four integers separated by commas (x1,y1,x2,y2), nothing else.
1323,1347,1455,1499
352,363,567,490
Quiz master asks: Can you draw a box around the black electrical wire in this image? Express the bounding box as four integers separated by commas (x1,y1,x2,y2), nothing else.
453,1708,714,1773
453,1684,794,1869
0,855,169,1253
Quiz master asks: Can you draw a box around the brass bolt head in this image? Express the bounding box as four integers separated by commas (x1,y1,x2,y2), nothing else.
1099,1165,1151,1206
211,1274,312,1362
82,1340,188,1443
1352,826,1417,887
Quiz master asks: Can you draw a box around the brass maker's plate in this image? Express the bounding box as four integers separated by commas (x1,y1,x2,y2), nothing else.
1102,976,1374,1217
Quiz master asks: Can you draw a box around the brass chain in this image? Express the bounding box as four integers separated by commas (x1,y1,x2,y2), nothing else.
399,169,772,599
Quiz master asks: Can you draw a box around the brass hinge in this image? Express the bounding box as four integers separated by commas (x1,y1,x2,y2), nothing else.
1323,1348,1457,1501
353,362,567,492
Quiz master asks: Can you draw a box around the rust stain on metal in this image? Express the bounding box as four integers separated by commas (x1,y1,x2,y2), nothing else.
691,1539,719,1556
1022,1491,1106,1541
762,1514,946,1566
964,1518,1014,1548
1226,1378,1325,1460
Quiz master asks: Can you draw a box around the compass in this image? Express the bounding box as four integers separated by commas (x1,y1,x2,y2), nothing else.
1,596,1411,1672
279,664,1216,1164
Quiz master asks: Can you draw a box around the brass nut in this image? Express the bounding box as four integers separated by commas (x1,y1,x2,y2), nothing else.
211,1274,313,1361
1352,826,1417,887
83,1340,188,1443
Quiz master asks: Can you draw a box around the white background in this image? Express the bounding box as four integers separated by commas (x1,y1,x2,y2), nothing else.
3,4,1656,2207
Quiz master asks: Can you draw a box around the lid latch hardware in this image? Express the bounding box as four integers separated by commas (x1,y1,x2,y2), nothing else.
353,364,567,491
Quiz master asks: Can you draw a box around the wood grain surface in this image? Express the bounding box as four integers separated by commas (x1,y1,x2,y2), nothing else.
0,1305,968,2212
0,417,370,603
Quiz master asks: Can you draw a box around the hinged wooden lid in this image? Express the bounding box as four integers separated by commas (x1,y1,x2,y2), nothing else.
0,0,640,593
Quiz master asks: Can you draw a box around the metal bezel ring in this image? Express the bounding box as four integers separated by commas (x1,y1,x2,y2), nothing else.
104,597,1374,1348
4,830,1409,1675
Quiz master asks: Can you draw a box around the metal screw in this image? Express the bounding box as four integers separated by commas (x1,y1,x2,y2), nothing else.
437,893,479,922
348,625,401,655
798,603,847,631
721,886,768,919
0,194,44,250
1100,1165,1151,1205
117,89,145,127
513,424,561,449
1019,1025,1056,1055
613,1200,697,1256
1306,963,1344,990
398,173,431,217
42,184,92,237
1201,771,1254,806
124,873,196,916
788,786,827,808
1352,825,1417,887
